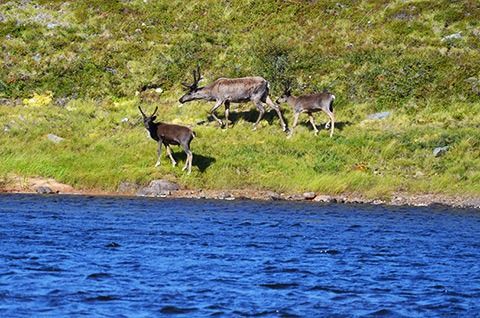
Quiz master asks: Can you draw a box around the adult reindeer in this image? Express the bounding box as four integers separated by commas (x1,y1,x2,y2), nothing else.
179,66,288,132
138,106,195,174
276,83,335,137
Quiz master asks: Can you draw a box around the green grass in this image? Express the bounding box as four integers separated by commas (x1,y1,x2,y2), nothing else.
1,0,480,198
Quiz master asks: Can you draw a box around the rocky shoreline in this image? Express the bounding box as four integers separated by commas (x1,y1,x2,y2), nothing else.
1,176,479,209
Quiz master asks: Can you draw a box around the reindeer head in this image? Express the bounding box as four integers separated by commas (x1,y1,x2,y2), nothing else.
138,106,158,129
179,65,204,103
276,81,292,104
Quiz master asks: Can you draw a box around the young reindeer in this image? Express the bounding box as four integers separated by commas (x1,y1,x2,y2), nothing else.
138,106,195,174
276,83,335,137
179,66,288,132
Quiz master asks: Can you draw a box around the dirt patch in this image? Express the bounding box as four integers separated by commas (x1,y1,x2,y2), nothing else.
0,175,113,196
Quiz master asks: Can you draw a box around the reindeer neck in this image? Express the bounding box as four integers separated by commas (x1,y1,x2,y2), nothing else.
147,121,160,141
287,95,298,106
196,86,216,101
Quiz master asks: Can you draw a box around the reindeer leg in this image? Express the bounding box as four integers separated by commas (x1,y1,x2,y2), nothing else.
224,100,231,129
165,145,177,166
287,112,300,138
253,100,265,130
187,151,193,174
180,142,192,174
182,150,193,174
308,113,319,135
155,141,163,167
324,109,335,137
209,100,224,127
265,96,288,132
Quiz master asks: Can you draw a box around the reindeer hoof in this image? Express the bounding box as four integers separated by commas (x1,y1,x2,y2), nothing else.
155,162,160,168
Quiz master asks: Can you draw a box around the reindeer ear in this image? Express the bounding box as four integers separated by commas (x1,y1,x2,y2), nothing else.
284,86,291,96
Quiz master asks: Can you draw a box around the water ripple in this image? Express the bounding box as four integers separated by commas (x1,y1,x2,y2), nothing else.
1,194,479,316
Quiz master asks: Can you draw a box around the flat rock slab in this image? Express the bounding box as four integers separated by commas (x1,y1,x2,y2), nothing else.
35,186,55,194
366,111,391,120
303,192,316,200
137,179,180,197
47,134,65,144
313,195,334,203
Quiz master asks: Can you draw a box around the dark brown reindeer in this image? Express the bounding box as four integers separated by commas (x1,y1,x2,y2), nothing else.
138,106,195,174
276,83,335,137
179,66,288,132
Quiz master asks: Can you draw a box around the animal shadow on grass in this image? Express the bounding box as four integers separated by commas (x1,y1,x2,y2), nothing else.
298,120,353,132
172,151,216,172
199,109,279,127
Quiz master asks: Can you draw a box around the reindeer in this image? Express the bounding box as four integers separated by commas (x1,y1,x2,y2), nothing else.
179,66,288,132
276,83,335,137
138,106,195,174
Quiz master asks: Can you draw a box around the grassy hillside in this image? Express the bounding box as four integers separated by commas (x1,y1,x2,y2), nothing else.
1,0,480,198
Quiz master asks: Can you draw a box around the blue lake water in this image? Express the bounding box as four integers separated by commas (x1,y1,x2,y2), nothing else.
0,194,479,317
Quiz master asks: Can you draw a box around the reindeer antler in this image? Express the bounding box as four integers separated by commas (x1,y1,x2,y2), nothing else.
182,65,203,91
138,106,147,118
283,79,293,96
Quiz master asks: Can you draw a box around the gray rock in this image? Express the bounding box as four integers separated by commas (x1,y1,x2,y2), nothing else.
266,191,283,201
287,194,304,201
35,186,54,194
47,22,60,29
313,195,333,203
150,179,179,191
393,12,415,21
218,192,235,200
32,53,41,63
104,67,117,74
465,77,480,95
47,134,64,144
136,179,179,197
433,146,449,157
54,98,69,107
372,199,385,205
442,32,462,41
366,111,391,120
303,192,316,200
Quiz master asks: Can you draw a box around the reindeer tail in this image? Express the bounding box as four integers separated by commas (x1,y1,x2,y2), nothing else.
330,95,335,112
